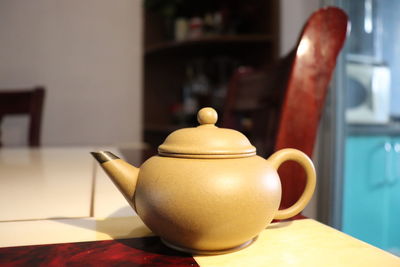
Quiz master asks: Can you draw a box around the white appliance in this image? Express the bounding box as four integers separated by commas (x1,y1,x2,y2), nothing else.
345,61,391,124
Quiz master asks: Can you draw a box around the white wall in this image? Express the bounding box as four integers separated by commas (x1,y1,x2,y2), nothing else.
280,0,320,56
0,0,142,146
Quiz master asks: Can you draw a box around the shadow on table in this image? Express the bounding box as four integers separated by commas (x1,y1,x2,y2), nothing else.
267,220,293,230
57,207,194,258
59,206,296,258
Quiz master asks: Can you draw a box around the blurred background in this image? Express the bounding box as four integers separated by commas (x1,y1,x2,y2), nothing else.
0,0,399,256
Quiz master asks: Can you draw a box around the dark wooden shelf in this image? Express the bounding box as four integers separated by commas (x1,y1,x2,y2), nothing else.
144,123,194,149
145,123,190,133
143,1,279,148
145,34,273,55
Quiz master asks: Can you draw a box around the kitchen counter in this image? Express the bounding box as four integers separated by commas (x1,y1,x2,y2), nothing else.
347,122,400,136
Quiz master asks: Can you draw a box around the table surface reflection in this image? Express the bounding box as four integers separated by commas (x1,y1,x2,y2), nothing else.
0,147,399,266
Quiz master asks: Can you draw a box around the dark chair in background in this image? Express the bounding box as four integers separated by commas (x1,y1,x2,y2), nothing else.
221,51,295,157
222,7,348,218
0,86,46,147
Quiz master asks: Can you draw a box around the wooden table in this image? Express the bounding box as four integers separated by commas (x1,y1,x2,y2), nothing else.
0,147,399,266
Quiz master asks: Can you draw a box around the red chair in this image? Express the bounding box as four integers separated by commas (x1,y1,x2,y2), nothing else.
222,7,348,218
0,87,45,147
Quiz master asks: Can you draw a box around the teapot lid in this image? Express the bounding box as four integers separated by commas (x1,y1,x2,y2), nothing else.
158,107,256,158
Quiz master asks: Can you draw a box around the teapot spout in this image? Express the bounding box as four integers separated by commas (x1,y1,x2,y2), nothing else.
91,151,139,212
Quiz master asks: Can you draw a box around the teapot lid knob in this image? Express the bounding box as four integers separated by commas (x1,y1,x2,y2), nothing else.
197,107,218,125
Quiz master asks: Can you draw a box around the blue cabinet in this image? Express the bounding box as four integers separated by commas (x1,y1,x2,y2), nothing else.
388,136,400,253
343,136,400,254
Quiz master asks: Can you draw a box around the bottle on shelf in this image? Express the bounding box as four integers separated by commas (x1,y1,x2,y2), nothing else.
182,65,198,124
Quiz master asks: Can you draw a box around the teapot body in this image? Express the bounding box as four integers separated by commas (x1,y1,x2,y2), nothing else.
134,155,281,253
91,108,316,255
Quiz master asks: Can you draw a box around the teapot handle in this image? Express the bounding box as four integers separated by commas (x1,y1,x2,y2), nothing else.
267,148,316,220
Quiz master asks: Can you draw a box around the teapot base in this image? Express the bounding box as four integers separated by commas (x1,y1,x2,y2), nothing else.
161,236,258,255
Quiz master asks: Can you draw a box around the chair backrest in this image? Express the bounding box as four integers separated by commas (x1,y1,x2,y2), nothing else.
275,7,348,210
222,51,295,156
0,87,45,147
222,7,348,216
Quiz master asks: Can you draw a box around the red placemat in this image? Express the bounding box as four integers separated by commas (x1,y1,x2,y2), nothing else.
0,236,199,267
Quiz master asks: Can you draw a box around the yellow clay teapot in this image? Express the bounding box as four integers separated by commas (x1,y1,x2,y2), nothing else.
91,107,316,255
